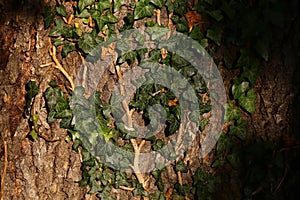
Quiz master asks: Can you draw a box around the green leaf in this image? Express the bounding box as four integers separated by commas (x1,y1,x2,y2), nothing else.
26,81,39,101
211,157,226,168
134,2,155,20
78,30,103,54
229,119,248,140
166,114,180,136
227,152,239,169
200,38,208,48
53,39,64,47
232,81,249,100
174,160,188,173
150,0,164,8
114,0,125,12
96,0,111,13
224,103,240,122
76,9,91,18
78,0,94,12
207,10,223,21
105,11,118,23
238,89,256,114
114,172,129,188
56,4,68,17
206,28,222,46
44,87,64,111
241,65,259,86
62,43,76,57
149,191,166,200
199,118,208,131
49,19,65,37
29,129,38,141
43,6,56,29
174,183,190,196
153,139,164,151
133,183,149,197
118,51,137,64
166,0,174,13
216,133,232,155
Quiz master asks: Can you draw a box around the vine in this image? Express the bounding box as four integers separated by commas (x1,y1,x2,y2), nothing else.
24,0,291,199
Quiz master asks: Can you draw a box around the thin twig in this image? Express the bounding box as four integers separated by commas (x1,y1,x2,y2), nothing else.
49,45,74,91
119,186,135,191
155,9,161,26
115,64,149,193
177,171,183,186
0,139,8,200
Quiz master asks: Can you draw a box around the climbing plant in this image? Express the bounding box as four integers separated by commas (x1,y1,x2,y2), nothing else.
25,0,293,199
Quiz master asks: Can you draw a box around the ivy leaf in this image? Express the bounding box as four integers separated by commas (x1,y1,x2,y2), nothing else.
78,30,103,54
56,4,68,17
105,11,118,23
227,152,239,169
109,93,125,120
53,39,64,47
232,81,249,100
174,183,190,196
211,157,226,168
238,89,256,114
29,130,38,141
166,114,180,136
216,133,232,155
165,0,174,13
44,87,64,111
62,43,76,57
229,119,248,140
78,0,94,12
174,160,188,173
25,81,39,103
133,183,149,197
134,2,155,20
153,139,164,151
114,172,129,188
224,103,241,122
76,9,91,18
118,51,137,64
206,28,222,46
49,19,65,37
96,0,111,13
207,10,223,21
241,65,259,86
114,0,125,12
149,191,166,200
150,0,164,8
43,6,56,29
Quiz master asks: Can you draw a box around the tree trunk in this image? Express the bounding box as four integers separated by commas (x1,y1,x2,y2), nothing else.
0,1,86,199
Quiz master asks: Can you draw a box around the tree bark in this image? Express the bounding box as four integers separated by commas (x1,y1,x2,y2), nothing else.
0,1,86,199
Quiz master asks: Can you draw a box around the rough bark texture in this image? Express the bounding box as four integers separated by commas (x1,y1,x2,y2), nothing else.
0,0,86,199
0,0,299,199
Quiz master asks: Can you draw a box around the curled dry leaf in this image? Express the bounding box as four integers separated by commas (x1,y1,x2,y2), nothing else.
184,10,202,32
168,98,179,107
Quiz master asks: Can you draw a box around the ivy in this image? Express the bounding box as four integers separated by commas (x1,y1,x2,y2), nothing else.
134,1,155,20
34,0,272,198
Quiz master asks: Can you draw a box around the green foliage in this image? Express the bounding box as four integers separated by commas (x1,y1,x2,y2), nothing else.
193,168,220,200
134,1,155,20
25,81,39,114
43,6,56,29
56,4,68,17
78,29,103,54
38,0,267,198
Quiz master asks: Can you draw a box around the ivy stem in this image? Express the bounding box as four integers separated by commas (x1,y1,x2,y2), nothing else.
115,65,149,193
49,43,74,91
